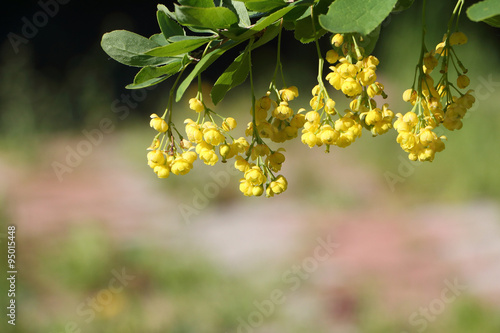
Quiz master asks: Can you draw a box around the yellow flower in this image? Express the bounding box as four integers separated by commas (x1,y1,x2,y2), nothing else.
457,75,470,89
309,96,324,110
182,151,197,164
290,113,306,128
203,127,225,146
222,117,237,131
266,150,285,172
147,150,165,168
337,63,358,79
331,33,344,47
363,55,379,68
199,149,219,166
449,31,467,46
367,82,384,98
319,126,339,145
195,140,213,155
435,41,447,56
219,144,231,159
326,71,343,90
250,144,270,160
301,131,317,148
232,137,250,154
189,98,204,113
364,109,382,126
234,156,250,172
244,166,266,186
284,126,299,140
257,122,274,138
402,89,416,103
279,86,299,101
252,185,264,197
154,165,170,178
357,69,376,86
419,127,437,146
185,122,203,143
402,111,419,127
273,101,294,120
267,175,287,197
171,158,192,175
239,179,254,196
149,114,168,132
423,52,438,73
305,111,320,123
341,78,362,97
180,139,193,149
397,131,417,151
257,95,273,111
325,99,336,115
326,49,339,64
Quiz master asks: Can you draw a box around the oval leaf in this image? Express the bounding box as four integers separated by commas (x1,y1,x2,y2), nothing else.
175,5,238,30
101,30,174,67
319,0,398,35
223,0,251,27
126,76,169,90
128,60,183,90
157,10,185,39
240,0,287,12
467,0,500,27
145,36,215,57
211,50,250,105
179,0,215,7
237,5,295,40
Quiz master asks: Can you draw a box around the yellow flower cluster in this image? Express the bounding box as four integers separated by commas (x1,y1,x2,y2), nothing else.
247,87,303,143
144,29,474,197
235,89,305,197
396,31,475,161
301,33,392,153
147,96,246,180
147,149,198,179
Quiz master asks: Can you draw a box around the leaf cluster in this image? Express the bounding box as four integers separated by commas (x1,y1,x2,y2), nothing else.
101,0,499,105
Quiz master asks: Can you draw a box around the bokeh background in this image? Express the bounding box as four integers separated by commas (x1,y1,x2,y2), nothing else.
1,1,500,332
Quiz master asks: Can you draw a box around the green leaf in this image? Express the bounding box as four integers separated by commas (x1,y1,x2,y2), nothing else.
283,5,312,22
239,0,287,12
223,0,251,27
157,10,185,39
179,0,215,7
126,60,183,89
467,0,500,27
175,5,239,30
149,33,169,46
294,16,325,43
252,22,280,49
293,0,330,43
237,5,295,40
158,4,176,19
319,0,399,35
101,30,174,67
392,0,415,13
484,15,500,28
358,25,381,55
145,36,215,57
211,50,250,105
176,40,243,101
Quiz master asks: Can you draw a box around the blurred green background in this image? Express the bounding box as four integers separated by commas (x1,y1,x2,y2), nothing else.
1,1,500,332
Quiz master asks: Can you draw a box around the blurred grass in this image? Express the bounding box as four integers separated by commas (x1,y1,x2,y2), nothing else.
1,222,264,333
1,218,500,332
